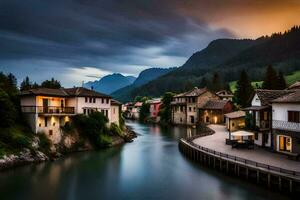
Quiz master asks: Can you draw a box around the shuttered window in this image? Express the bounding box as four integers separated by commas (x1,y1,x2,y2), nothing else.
288,111,300,123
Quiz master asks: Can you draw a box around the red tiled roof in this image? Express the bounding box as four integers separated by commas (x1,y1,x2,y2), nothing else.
201,100,230,110
20,88,68,97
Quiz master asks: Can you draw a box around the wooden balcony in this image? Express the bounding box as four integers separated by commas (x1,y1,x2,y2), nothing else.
272,120,300,132
21,106,75,115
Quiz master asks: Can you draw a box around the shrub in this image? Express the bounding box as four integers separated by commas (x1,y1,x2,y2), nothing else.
72,112,110,149
38,133,51,153
0,127,31,149
110,123,123,137
98,134,112,147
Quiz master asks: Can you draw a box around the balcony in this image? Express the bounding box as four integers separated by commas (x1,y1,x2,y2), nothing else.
21,106,75,115
272,120,300,132
256,120,270,130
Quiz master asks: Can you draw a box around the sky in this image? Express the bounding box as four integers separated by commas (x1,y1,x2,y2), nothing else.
0,0,300,87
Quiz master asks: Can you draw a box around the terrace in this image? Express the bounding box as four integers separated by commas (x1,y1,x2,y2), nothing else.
21,106,75,115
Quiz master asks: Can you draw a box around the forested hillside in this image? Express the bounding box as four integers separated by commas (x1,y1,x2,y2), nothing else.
125,26,300,99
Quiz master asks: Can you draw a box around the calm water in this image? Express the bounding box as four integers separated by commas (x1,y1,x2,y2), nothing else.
0,121,289,200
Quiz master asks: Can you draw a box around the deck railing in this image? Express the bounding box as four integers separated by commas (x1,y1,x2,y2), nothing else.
181,138,300,177
272,120,300,132
21,106,75,114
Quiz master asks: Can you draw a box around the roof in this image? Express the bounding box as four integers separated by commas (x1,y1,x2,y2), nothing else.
243,106,270,111
174,87,208,97
148,98,161,104
288,81,300,90
272,90,300,104
134,102,143,107
64,87,111,98
201,100,230,110
216,90,233,97
111,99,122,105
255,89,294,106
20,87,111,98
224,111,245,119
20,88,68,97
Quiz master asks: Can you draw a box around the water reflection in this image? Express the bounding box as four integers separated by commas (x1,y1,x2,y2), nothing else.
0,121,289,200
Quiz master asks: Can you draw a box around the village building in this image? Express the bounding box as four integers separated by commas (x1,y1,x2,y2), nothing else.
216,90,234,101
131,102,143,119
111,99,122,126
148,98,162,122
171,87,219,125
20,87,120,144
224,111,246,132
244,89,294,148
199,99,233,124
271,90,300,157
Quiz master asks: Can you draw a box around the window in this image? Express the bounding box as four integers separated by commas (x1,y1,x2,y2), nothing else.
44,117,48,127
89,97,92,103
288,111,300,123
85,97,88,102
83,109,86,115
106,98,109,104
49,130,53,136
264,134,268,144
93,98,96,103
102,98,104,104
189,107,192,112
193,107,196,112
263,111,268,120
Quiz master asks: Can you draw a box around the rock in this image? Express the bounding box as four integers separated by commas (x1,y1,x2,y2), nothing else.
31,137,40,149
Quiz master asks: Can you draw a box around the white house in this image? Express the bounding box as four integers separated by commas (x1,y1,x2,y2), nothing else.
244,89,293,148
271,90,300,155
20,87,119,144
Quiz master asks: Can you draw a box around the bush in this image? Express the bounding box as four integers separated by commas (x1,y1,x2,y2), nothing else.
110,123,123,137
38,133,51,153
98,134,112,147
72,112,110,149
0,127,31,149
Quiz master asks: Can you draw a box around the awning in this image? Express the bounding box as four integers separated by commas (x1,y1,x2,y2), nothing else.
231,131,254,137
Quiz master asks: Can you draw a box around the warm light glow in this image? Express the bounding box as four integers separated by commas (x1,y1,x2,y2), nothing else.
65,116,69,122
214,116,217,124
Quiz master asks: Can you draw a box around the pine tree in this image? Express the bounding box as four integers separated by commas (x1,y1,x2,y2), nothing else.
41,78,61,89
234,70,254,107
20,76,32,91
262,65,278,89
199,77,208,88
211,72,222,91
277,71,287,89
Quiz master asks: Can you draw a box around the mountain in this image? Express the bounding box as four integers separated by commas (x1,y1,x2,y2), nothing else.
84,73,136,94
129,26,300,98
111,67,176,102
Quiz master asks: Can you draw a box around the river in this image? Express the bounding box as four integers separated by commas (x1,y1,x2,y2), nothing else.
0,121,289,200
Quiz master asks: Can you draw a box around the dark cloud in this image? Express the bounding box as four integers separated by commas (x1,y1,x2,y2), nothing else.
0,0,297,86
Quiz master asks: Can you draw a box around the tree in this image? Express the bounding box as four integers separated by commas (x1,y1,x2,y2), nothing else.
262,65,278,89
20,76,32,91
210,72,222,91
0,89,17,127
233,70,254,107
277,71,287,89
158,92,175,124
41,78,61,89
139,102,150,122
199,77,208,88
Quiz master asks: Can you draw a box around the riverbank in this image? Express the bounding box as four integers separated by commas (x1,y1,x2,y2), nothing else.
0,126,137,171
179,124,300,195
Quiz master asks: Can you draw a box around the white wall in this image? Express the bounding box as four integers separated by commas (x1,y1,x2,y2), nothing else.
110,105,119,125
272,103,300,121
251,93,261,106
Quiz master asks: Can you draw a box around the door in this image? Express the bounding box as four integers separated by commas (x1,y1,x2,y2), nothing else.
43,99,49,113
190,116,195,124
279,136,292,152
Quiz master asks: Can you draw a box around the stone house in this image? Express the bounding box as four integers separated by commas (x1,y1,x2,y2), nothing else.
171,87,219,125
224,111,246,132
199,100,234,124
